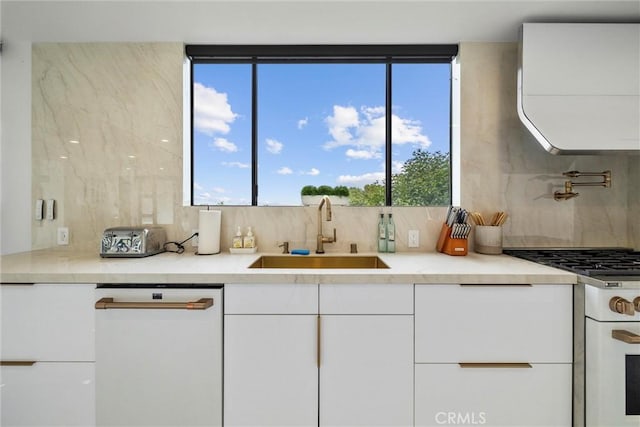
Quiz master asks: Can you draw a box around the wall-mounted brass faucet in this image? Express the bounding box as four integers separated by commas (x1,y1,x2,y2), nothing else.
554,170,611,201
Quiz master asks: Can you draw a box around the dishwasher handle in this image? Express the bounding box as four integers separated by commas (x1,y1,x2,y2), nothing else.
95,297,214,310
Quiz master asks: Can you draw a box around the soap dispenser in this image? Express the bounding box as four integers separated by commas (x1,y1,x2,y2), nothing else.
243,226,255,249
232,226,243,248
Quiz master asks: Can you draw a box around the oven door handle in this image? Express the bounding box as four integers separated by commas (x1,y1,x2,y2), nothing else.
612,329,640,344
95,297,214,310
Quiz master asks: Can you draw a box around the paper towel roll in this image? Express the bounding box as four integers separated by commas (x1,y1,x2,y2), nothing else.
198,210,221,255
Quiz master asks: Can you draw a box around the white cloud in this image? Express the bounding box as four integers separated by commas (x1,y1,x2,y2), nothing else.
323,104,432,157
277,166,293,175
392,160,405,174
392,115,431,147
198,192,212,201
324,105,359,148
297,117,309,129
265,138,283,154
337,172,385,186
305,168,320,176
193,83,237,135
194,182,204,191
211,138,238,153
346,149,381,160
212,187,226,193
222,161,250,169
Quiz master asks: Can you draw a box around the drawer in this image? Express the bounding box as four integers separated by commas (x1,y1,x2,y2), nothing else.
415,363,572,427
1,362,95,426
224,284,318,314
319,284,413,314
415,284,572,363
1,283,95,361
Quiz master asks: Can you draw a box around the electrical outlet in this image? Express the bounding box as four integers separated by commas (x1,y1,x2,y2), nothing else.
408,230,419,248
57,227,69,245
191,229,199,247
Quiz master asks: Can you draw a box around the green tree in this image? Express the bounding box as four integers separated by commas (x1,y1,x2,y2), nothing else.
392,149,450,206
347,149,450,206
348,183,385,206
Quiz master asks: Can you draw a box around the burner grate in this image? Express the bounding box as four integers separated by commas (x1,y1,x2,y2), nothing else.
504,249,640,276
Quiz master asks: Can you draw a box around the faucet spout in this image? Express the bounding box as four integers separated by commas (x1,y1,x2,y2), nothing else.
316,195,336,254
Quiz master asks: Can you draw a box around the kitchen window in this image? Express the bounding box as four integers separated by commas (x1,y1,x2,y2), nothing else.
186,45,458,206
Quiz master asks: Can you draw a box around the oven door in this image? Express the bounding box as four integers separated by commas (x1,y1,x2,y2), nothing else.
586,318,640,427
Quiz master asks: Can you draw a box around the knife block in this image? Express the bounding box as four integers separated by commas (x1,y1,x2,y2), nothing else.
436,223,468,256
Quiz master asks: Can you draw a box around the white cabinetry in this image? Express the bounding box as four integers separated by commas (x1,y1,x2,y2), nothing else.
319,284,413,426
414,284,573,427
0,283,96,426
223,283,414,427
224,284,318,427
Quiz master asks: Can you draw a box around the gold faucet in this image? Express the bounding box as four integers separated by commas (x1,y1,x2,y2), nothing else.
316,195,337,254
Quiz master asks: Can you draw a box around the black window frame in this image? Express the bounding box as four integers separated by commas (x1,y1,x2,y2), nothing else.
186,44,458,206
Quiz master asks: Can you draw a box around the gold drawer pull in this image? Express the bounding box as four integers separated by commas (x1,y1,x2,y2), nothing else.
317,315,321,368
1,361,37,366
612,329,640,344
459,284,532,287
459,362,532,368
95,297,213,310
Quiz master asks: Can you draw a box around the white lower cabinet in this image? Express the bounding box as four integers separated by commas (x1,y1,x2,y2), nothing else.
415,363,572,427
0,362,95,427
0,283,96,427
414,284,573,427
224,315,319,427
320,315,413,427
223,283,414,427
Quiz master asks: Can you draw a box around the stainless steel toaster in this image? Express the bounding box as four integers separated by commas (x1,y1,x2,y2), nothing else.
100,226,167,258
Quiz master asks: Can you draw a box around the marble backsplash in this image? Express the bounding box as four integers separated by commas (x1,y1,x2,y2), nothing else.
31,42,638,253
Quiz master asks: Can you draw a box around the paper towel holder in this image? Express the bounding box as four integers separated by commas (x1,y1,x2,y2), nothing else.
197,209,222,255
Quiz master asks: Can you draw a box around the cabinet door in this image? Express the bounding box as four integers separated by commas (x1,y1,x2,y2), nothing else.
320,315,413,427
415,363,572,427
224,315,318,427
0,362,95,426
1,283,95,361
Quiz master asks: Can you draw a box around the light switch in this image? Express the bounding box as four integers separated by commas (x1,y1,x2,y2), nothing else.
35,199,44,221
45,199,55,220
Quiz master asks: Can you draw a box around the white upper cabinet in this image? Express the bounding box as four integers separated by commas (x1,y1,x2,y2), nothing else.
519,23,640,153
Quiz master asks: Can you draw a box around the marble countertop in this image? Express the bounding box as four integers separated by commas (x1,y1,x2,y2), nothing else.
0,249,577,285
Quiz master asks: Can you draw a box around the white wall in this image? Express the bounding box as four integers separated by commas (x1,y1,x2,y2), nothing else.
1,0,638,254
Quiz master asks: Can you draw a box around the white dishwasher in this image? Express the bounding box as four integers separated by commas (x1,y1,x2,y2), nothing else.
95,284,222,427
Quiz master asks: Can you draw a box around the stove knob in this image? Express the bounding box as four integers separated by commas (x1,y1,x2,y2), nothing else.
634,297,640,313
609,297,635,316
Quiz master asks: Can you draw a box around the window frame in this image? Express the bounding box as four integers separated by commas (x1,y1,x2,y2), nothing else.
186,44,458,206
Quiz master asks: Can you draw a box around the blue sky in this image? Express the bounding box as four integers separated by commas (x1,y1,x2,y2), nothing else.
193,62,450,205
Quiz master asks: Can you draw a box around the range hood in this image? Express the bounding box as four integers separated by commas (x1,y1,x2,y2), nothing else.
518,23,640,154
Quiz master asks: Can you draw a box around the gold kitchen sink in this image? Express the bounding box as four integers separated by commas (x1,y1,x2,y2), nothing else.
248,255,389,269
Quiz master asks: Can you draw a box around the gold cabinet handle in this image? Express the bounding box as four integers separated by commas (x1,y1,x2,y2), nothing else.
459,362,532,368
1,361,37,366
612,329,640,344
95,297,213,310
459,284,532,287
317,315,321,368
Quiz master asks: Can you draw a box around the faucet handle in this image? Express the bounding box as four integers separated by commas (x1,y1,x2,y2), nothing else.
278,241,289,254
332,228,337,243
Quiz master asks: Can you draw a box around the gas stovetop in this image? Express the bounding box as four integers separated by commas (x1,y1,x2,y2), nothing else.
504,248,640,277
